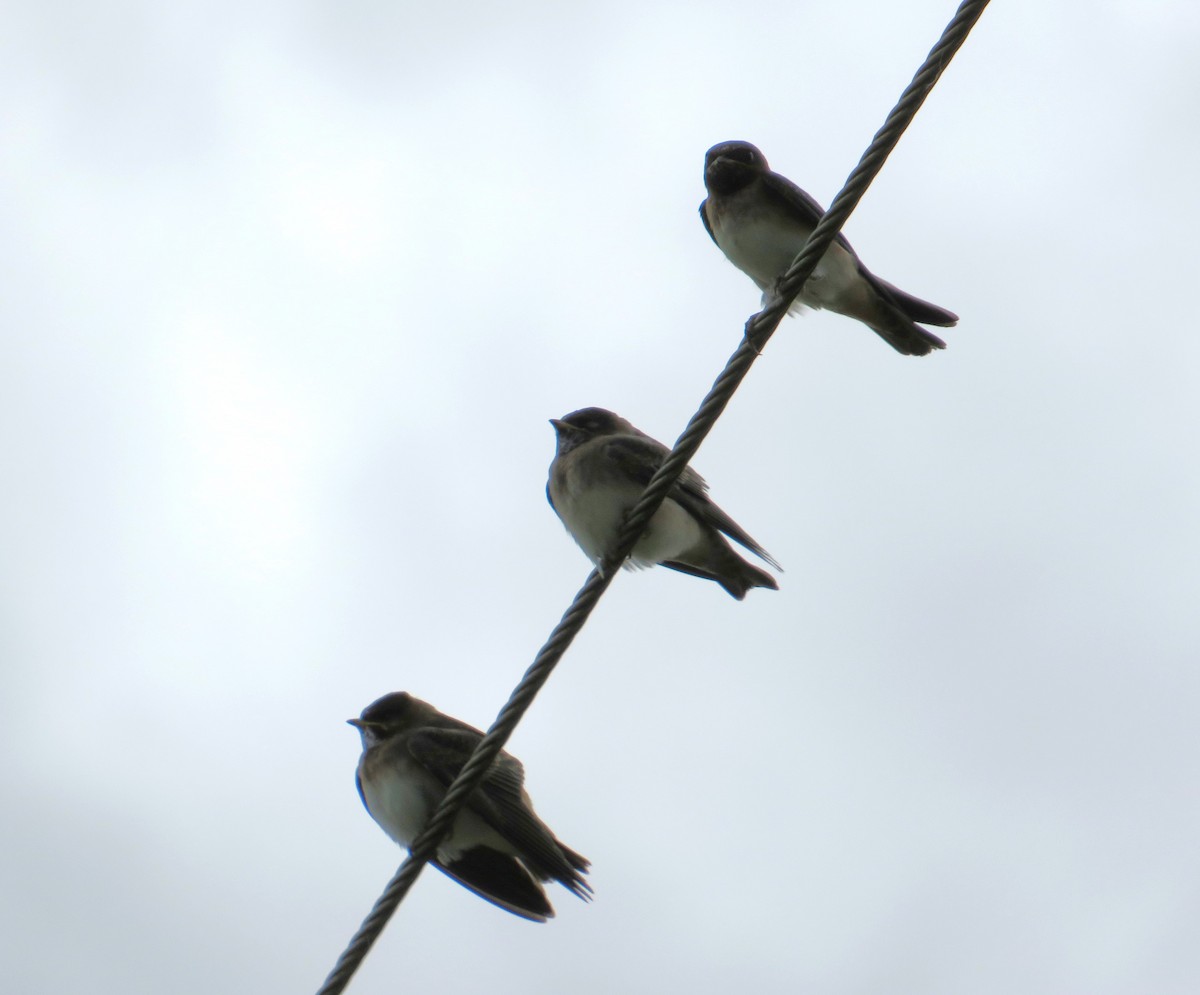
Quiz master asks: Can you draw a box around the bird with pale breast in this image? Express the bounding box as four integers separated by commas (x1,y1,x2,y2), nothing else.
349,691,591,922
547,406,780,600
700,140,958,356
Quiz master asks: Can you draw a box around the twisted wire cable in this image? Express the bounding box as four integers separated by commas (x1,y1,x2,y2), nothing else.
317,2,988,991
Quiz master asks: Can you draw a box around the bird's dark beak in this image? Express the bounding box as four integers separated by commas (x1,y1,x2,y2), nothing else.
549,418,566,432
347,718,365,729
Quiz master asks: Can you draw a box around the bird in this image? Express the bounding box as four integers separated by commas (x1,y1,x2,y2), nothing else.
349,691,591,922
700,140,957,356
547,406,780,599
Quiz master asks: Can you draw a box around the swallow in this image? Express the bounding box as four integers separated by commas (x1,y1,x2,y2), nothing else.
547,406,780,599
700,140,957,355
349,691,591,922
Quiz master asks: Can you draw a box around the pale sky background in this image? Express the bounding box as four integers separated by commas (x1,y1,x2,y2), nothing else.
3,1,1199,992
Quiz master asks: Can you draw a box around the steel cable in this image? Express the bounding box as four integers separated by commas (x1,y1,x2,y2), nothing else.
317,2,989,990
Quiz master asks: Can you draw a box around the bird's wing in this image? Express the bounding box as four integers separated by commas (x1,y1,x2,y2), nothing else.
407,727,525,801
600,434,710,494
672,482,781,570
407,728,582,881
758,170,859,258
603,436,779,569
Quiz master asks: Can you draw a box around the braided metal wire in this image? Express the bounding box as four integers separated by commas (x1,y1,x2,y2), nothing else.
317,2,989,991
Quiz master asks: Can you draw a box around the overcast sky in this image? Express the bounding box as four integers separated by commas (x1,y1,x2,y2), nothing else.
4,1,1199,992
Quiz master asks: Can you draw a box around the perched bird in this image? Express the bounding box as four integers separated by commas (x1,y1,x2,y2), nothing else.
349,691,591,922
700,140,957,356
547,406,780,600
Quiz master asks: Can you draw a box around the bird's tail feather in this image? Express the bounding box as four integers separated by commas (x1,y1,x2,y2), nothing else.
434,852,554,923
663,553,778,600
869,274,958,328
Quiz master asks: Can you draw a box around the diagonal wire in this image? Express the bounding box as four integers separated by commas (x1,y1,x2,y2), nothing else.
316,2,988,991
